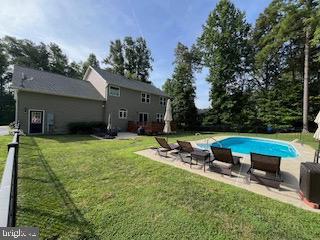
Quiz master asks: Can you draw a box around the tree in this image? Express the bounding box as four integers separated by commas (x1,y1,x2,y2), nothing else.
0,40,15,124
67,61,82,79
251,0,301,129
104,39,125,75
163,42,200,128
162,78,175,97
48,43,68,75
253,0,318,131
1,36,50,70
105,37,153,82
0,42,9,96
197,0,252,127
82,53,100,75
300,0,319,132
135,37,153,82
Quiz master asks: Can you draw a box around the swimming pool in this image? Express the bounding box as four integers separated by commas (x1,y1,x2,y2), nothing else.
197,137,298,158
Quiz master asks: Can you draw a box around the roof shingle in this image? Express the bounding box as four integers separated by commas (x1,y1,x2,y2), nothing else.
11,65,105,101
93,68,168,97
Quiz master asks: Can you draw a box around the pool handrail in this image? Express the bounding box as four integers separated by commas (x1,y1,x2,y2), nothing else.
206,137,223,149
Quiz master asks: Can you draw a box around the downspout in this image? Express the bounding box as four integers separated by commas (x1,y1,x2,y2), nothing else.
14,90,18,123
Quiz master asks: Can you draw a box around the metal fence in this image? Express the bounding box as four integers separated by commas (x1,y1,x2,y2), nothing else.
0,129,20,227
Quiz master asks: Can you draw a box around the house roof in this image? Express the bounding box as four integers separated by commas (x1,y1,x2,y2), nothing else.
11,65,105,101
92,67,169,97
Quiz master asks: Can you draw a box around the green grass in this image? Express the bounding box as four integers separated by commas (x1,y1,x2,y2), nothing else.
0,135,14,175
2,132,319,239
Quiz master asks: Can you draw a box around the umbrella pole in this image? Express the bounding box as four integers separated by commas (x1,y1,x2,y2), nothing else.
317,141,320,163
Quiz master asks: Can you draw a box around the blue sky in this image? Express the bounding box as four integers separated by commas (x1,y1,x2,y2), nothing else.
0,0,272,108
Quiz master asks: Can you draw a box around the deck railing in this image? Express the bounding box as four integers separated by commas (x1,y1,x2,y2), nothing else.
128,121,176,134
0,128,20,227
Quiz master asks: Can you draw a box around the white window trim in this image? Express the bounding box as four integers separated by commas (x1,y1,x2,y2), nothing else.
138,112,149,122
119,108,128,119
160,97,166,106
156,113,164,123
28,109,45,134
109,85,120,97
141,92,151,104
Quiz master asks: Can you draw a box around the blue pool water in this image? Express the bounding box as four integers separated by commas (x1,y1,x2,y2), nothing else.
197,137,298,158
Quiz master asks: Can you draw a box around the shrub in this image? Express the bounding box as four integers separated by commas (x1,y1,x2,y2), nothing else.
67,122,106,134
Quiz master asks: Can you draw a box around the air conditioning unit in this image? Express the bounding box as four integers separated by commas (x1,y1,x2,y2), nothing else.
299,162,320,208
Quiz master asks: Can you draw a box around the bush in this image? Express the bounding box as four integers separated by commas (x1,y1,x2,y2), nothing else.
68,122,106,134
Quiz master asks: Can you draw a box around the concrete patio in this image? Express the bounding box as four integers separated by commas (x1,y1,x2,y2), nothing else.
136,135,318,212
0,126,9,136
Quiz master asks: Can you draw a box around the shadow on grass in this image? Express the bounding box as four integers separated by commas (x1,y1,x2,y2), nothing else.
17,137,100,239
35,134,98,143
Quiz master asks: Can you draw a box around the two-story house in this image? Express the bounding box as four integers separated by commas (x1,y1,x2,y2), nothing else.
11,65,169,134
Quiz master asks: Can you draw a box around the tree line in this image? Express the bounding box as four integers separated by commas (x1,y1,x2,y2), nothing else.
164,0,320,132
104,37,153,82
0,35,153,124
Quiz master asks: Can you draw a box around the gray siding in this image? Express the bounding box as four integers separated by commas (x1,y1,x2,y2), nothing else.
17,90,105,134
105,85,166,131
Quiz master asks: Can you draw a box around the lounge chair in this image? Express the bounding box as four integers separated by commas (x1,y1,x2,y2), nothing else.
247,152,282,189
210,146,242,176
177,140,210,171
155,137,180,157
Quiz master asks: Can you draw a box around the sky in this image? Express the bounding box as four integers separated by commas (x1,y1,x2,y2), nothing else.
0,0,272,109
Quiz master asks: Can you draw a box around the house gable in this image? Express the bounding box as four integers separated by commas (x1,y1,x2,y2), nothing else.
91,67,169,98
83,67,108,98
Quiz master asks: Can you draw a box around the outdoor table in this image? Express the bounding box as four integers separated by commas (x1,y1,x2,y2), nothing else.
190,150,211,172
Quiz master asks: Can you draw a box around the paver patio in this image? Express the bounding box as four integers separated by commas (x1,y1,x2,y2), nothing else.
136,135,318,212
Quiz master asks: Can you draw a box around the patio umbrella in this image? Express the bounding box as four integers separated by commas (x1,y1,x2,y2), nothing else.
107,113,112,131
315,111,320,125
314,111,320,163
163,99,173,135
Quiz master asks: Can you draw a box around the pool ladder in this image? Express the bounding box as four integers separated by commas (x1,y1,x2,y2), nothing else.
206,137,223,149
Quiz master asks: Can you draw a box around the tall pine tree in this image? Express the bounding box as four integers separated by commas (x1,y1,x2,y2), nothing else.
198,0,252,127
82,53,100,75
105,37,153,82
123,37,136,78
104,39,125,75
48,43,69,75
163,43,200,128
135,37,153,82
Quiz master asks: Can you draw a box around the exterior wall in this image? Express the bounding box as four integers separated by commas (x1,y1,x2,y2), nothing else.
17,90,105,134
105,85,167,131
85,68,107,97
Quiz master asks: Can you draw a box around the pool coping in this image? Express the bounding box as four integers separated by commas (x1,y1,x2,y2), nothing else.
196,135,300,159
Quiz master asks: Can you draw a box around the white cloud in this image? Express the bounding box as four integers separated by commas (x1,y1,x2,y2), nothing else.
0,0,137,62
0,0,47,36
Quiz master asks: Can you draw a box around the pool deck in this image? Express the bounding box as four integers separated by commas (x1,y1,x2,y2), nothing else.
136,135,318,212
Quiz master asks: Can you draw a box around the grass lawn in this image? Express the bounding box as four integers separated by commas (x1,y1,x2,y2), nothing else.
1,132,319,239
0,135,14,175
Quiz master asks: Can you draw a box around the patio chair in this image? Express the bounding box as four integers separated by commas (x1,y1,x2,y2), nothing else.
155,137,180,157
247,152,282,189
210,146,242,176
177,140,210,171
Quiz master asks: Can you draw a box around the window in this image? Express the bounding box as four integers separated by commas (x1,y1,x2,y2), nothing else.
156,113,163,123
141,93,150,103
109,86,120,97
119,109,127,119
139,113,148,123
160,97,166,106
31,112,42,124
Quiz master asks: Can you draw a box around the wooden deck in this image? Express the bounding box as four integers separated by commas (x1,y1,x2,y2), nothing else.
128,121,176,134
